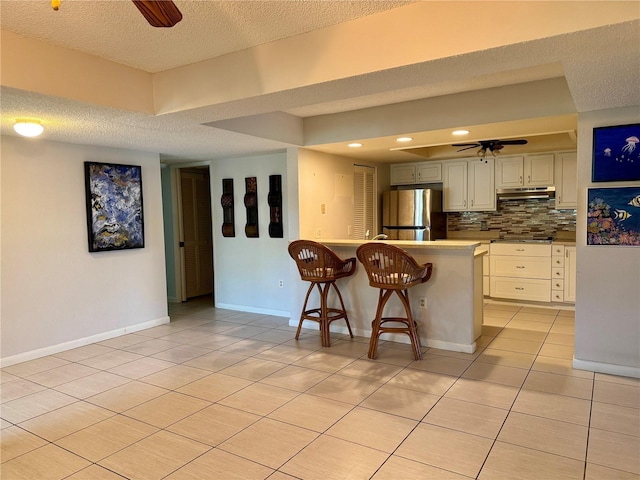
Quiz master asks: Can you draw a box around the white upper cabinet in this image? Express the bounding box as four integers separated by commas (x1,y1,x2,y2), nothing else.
496,154,554,188
390,163,416,185
416,162,442,183
390,162,442,185
555,152,577,209
443,158,495,212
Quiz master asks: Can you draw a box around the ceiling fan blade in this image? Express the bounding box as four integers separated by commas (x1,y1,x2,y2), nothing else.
456,145,480,152
452,143,480,147
500,139,528,145
132,0,182,28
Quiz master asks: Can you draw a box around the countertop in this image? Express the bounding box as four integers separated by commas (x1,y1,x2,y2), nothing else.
319,239,480,250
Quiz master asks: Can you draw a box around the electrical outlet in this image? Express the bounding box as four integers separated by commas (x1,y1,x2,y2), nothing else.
316,228,321,238
347,225,352,236
278,280,284,288
419,297,427,309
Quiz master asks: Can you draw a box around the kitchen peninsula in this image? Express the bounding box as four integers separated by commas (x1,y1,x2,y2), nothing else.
290,239,484,354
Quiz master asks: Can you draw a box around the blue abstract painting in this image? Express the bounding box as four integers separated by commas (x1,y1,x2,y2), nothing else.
85,162,144,252
587,187,640,246
592,123,640,182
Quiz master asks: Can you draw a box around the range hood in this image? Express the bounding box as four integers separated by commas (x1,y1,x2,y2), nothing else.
496,186,556,200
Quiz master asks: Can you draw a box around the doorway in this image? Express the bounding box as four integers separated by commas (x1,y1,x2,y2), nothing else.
178,167,214,302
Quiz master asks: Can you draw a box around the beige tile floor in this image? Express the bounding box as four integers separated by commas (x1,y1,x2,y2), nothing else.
1,298,639,480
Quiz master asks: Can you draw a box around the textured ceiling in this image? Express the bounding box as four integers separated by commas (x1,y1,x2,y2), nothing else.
0,0,412,73
1,1,639,164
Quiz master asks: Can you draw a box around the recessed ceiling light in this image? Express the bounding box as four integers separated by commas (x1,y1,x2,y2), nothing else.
348,142,363,148
396,137,413,142
452,129,469,136
14,119,44,137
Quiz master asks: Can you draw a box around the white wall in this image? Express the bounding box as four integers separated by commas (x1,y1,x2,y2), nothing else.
297,148,365,240
574,107,640,377
210,152,290,316
1,136,169,365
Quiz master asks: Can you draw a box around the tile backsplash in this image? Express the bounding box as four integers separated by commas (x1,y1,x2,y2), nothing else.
447,198,576,239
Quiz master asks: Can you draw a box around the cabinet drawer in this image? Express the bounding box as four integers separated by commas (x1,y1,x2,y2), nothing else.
552,267,564,279
552,245,565,256
552,279,565,291
490,277,551,302
490,243,551,257
490,256,551,279
551,290,565,303
552,256,565,268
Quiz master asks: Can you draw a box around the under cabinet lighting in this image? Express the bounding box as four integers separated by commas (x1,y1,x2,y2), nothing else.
14,119,44,137
452,129,469,136
348,143,363,148
396,137,413,142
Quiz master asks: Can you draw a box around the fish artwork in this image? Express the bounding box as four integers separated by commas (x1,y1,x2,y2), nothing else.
628,194,640,207
614,209,632,221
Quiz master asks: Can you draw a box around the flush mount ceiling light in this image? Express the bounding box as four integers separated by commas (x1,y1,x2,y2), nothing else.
348,142,363,148
14,119,44,137
396,137,413,142
452,129,470,136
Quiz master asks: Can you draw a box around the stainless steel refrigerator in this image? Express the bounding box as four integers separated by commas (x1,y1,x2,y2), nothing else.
382,189,446,241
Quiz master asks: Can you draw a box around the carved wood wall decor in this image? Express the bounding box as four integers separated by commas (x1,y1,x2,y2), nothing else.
244,176,259,237
268,175,284,238
220,178,235,237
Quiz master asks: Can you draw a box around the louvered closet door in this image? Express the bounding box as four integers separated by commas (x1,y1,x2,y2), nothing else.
353,165,376,239
181,171,213,299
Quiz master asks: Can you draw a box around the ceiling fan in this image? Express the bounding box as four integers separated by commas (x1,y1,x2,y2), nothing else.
452,139,528,161
52,0,183,28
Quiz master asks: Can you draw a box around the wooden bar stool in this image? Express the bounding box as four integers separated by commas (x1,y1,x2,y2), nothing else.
356,242,433,360
288,240,356,347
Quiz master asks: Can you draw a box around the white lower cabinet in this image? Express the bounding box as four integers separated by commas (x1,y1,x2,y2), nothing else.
490,277,552,303
551,244,565,302
489,243,551,302
564,246,576,303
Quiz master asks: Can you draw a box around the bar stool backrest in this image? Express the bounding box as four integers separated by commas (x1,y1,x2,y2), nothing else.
356,242,432,289
288,240,356,282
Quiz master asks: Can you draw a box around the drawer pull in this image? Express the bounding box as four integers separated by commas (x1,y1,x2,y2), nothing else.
515,287,524,290
516,266,525,269
555,272,561,276
516,248,525,252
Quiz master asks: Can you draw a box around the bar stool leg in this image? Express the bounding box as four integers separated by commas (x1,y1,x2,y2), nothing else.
332,282,354,339
295,283,316,340
368,289,393,359
319,282,331,347
397,288,422,360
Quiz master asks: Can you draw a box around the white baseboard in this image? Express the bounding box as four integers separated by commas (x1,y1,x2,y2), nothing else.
292,320,477,353
0,316,171,368
215,303,289,318
572,357,640,379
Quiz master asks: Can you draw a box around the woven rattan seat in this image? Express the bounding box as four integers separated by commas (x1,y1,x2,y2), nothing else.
356,242,433,360
288,240,356,347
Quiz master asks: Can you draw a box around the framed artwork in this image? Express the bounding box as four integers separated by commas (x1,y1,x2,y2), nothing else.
84,162,145,252
244,176,259,238
268,174,283,238
592,123,640,182
221,178,235,237
587,186,640,246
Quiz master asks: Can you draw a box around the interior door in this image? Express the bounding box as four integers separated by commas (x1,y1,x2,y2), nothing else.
179,168,213,300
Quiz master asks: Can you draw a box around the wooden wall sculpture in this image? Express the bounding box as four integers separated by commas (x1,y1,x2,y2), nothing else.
268,175,283,238
221,178,235,237
244,177,259,237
